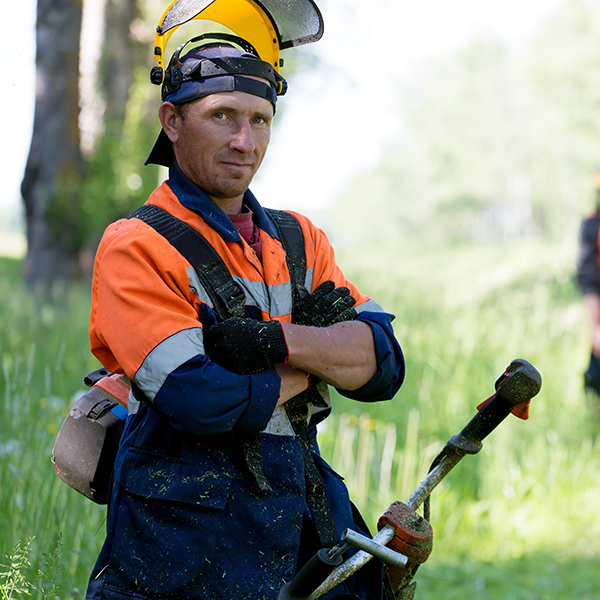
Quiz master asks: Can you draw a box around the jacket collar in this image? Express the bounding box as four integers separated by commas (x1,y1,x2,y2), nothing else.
167,162,279,241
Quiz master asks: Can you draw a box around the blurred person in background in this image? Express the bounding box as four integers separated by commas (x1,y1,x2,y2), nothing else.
576,167,600,421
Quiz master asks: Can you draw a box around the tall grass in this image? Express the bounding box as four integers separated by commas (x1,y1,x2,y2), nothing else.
0,259,105,597
318,237,600,597
1,236,600,598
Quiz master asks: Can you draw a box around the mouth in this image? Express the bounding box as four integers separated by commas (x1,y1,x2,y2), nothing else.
220,162,255,176
222,161,253,168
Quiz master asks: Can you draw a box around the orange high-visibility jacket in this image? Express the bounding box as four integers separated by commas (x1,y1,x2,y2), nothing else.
85,164,404,599
90,172,400,436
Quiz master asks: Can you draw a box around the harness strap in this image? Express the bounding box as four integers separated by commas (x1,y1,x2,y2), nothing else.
130,205,247,318
242,437,272,493
265,208,308,307
130,204,338,545
267,211,342,546
286,396,338,548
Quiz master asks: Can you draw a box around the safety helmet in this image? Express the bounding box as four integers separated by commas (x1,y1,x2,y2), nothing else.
145,0,324,167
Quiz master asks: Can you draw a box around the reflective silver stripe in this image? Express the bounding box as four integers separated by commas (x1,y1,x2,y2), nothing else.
355,298,386,314
233,276,269,312
304,266,314,294
135,328,204,401
262,384,331,437
263,406,295,436
267,281,293,317
127,390,141,415
186,268,294,318
187,267,213,307
233,276,293,318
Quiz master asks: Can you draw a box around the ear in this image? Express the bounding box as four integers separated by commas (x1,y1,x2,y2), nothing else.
159,102,180,143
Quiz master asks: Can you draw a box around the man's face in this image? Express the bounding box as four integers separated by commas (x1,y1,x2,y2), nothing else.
164,88,273,210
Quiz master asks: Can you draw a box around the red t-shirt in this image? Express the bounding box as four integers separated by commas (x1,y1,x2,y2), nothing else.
228,205,262,260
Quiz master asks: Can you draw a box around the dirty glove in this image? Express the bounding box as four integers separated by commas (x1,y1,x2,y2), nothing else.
203,317,288,375
293,280,357,327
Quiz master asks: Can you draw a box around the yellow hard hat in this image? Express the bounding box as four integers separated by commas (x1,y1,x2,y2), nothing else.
151,0,324,84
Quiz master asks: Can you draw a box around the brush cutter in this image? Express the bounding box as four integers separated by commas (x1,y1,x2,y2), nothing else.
278,358,542,600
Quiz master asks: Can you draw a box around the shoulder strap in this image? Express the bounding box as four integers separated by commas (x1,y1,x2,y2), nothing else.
129,205,246,320
130,205,309,318
265,210,340,545
265,208,308,305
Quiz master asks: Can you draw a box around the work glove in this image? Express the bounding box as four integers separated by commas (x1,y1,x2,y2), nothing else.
293,280,357,327
203,317,288,375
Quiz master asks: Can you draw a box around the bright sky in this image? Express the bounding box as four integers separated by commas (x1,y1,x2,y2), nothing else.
4,0,564,215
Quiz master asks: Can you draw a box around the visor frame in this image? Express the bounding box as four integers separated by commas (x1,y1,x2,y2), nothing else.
151,0,324,80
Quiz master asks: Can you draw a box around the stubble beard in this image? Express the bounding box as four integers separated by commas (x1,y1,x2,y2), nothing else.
203,171,254,202
203,155,259,202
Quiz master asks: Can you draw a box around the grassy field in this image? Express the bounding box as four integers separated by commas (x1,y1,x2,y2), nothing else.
326,237,600,598
1,236,600,598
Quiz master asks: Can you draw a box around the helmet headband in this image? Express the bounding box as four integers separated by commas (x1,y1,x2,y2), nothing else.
154,34,288,103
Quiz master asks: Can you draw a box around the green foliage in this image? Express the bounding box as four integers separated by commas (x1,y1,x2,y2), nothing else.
417,553,600,599
316,236,600,597
2,228,600,598
337,0,600,249
0,257,105,598
0,534,65,600
44,65,161,265
77,66,161,255
0,539,33,599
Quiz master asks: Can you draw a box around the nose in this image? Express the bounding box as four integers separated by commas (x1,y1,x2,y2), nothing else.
230,121,256,154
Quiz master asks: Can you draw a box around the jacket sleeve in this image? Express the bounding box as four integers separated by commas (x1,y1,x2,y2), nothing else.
90,220,279,439
339,310,405,401
577,215,600,296
153,353,280,439
288,211,405,402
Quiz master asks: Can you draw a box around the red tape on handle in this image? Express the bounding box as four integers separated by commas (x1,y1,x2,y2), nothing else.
477,394,530,420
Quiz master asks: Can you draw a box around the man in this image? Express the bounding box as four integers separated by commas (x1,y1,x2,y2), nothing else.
85,38,404,600
577,168,600,400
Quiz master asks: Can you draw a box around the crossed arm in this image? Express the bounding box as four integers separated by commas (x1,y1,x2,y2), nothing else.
202,281,379,407
275,321,377,406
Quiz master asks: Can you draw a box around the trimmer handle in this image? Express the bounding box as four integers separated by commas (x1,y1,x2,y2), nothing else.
278,549,342,600
445,359,541,455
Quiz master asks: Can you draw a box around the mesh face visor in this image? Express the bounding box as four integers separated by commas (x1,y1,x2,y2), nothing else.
151,0,324,77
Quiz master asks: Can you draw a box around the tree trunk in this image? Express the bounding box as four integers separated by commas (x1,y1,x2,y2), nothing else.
21,0,84,288
101,0,142,124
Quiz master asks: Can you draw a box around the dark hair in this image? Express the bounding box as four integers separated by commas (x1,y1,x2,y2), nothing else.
174,102,191,120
